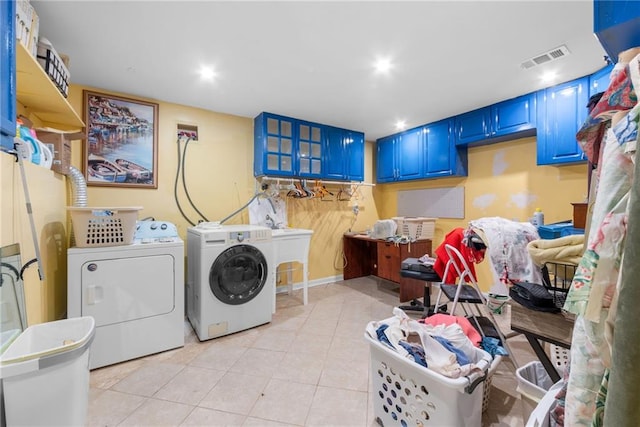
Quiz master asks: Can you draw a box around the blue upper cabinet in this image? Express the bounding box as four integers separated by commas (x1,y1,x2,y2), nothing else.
397,127,424,181
455,93,536,146
376,121,466,183
491,94,536,137
0,0,16,152
424,119,467,178
589,63,614,96
344,130,365,182
376,127,424,183
454,108,490,145
324,126,364,181
254,112,364,181
254,113,296,177
536,77,589,165
594,0,640,63
376,135,397,183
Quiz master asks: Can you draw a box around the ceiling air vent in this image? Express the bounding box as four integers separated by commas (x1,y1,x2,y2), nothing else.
521,45,571,70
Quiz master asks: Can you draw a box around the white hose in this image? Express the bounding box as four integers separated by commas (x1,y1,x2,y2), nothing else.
66,165,87,207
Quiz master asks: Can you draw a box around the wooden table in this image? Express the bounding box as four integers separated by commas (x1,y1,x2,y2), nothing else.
510,302,575,382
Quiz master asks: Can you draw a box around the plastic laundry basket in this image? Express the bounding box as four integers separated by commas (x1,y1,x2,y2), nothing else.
516,361,554,424
0,317,95,426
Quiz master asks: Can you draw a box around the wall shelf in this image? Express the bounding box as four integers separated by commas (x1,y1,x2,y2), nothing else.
16,43,84,129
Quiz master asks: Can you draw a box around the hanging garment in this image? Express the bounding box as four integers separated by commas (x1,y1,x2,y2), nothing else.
433,228,480,284
468,217,542,294
564,111,636,320
576,57,638,164
563,55,640,425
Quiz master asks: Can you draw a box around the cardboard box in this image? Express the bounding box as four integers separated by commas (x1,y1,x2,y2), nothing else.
35,128,83,175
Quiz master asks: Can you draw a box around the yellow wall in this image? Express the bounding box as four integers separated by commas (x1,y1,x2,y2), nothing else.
374,136,588,289
1,152,68,325
3,82,589,324
66,85,381,287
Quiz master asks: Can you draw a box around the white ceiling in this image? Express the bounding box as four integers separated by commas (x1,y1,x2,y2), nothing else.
32,0,608,141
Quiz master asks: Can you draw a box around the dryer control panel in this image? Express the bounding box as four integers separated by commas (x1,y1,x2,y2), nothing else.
135,220,179,242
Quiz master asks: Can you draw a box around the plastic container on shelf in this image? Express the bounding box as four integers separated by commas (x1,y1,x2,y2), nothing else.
0,317,95,426
532,208,544,228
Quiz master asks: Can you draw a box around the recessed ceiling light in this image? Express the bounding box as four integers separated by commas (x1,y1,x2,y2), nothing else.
200,66,216,80
374,57,393,74
540,71,557,84
395,120,406,131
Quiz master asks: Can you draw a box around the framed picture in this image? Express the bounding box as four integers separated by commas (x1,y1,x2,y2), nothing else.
83,90,159,188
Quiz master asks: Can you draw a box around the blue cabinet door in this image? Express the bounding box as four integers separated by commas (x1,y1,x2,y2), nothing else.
589,64,614,96
297,120,323,178
345,131,364,182
0,0,16,152
424,119,454,177
325,127,365,181
397,127,424,180
594,0,640,62
536,77,589,165
376,136,397,183
491,93,536,137
253,113,296,177
454,107,490,145
324,126,346,180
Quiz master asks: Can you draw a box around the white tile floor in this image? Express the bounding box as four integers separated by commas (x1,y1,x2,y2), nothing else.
87,277,540,426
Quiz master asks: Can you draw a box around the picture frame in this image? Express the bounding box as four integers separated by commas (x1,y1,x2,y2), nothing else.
83,90,159,188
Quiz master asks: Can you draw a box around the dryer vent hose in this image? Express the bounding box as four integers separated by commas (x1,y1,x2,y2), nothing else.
67,165,87,207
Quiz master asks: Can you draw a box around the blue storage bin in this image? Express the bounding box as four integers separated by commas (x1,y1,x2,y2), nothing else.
561,227,585,237
538,222,572,239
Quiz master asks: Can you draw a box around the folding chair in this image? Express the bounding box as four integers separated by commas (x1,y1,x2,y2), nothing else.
432,244,517,364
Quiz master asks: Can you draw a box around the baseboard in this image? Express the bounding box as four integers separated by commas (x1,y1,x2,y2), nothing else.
275,274,344,294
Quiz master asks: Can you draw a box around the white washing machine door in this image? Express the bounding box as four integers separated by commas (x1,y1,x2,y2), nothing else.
209,245,268,305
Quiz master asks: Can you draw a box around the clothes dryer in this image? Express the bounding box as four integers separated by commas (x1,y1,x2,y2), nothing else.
67,235,184,369
186,224,274,341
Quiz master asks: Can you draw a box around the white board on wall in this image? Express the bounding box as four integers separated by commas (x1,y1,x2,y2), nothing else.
397,187,465,219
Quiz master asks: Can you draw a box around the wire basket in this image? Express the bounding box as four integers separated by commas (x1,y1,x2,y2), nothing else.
366,333,501,427
68,207,141,247
541,262,577,309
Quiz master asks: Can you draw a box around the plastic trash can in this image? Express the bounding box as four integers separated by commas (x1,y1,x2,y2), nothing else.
0,316,95,426
516,361,555,423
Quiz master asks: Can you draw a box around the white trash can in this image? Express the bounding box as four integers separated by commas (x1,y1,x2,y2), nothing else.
516,361,555,423
0,317,95,426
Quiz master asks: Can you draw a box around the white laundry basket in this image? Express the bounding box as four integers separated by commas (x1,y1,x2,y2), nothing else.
0,317,95,426
366,333,499,427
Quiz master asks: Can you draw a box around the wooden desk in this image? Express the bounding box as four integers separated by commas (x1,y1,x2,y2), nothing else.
343,234,431,302
510,302,575,382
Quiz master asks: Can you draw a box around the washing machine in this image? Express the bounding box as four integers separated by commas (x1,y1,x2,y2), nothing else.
67,221,184,369
186,223,274,341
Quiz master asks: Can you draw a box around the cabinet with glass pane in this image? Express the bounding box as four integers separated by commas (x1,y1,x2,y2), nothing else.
254,112,363,181
297,120,323,178
254,112,296,177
